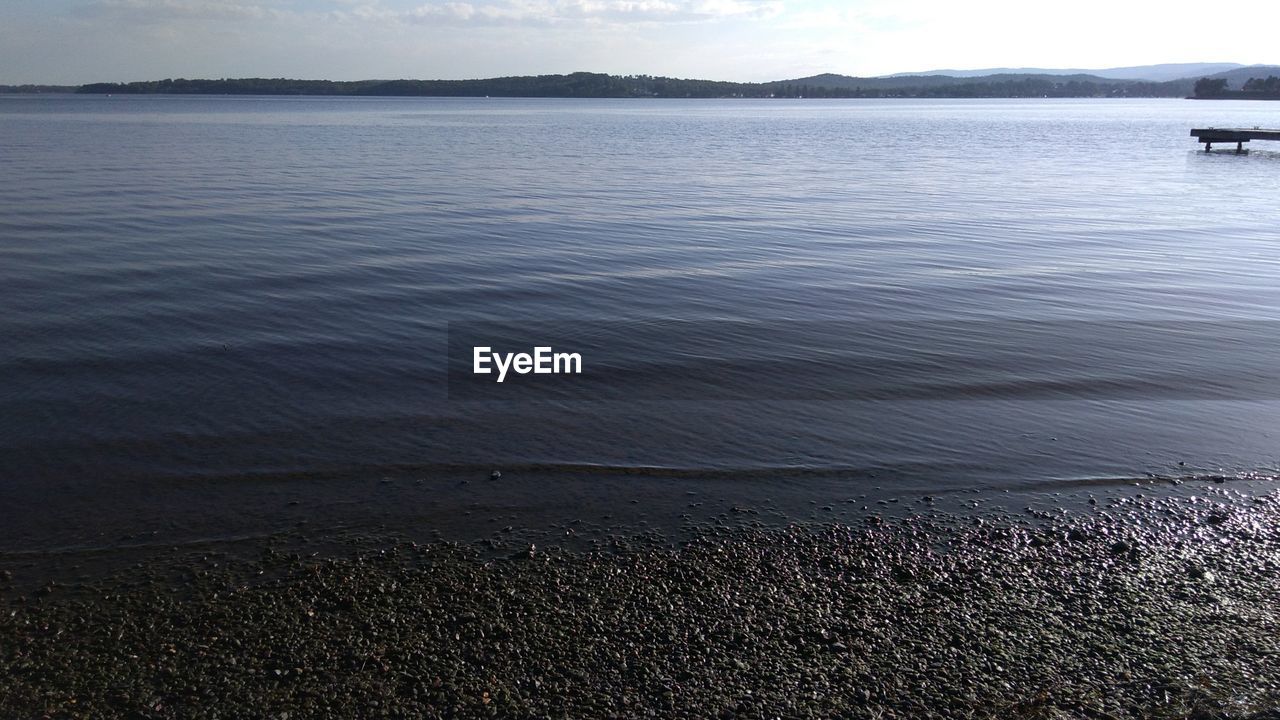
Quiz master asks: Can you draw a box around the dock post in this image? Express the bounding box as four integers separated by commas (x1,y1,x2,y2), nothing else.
1237,141,1244,153
1205,142,1212,152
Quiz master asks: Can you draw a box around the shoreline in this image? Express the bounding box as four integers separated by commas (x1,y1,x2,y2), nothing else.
3,485,1278,718
4,466,1273,588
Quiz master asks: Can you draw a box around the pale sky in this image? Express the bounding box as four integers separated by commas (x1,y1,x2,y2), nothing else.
2,0,1278,85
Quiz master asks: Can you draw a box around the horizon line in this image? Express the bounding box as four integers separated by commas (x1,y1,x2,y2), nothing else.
8,61,1280,88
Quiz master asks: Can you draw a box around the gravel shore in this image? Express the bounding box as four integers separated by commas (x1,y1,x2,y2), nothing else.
3,486,1279,719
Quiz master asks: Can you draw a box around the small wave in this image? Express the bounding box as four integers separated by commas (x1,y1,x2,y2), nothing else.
998,472,1280,492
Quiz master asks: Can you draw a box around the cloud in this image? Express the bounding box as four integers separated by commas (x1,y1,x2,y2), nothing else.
692,0,781,19
80,0,288,22
71,0,783,33
383,0,782,26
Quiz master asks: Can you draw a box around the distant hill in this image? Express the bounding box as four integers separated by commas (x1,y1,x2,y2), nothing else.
779,72,1131,90
1190,66,1280,99
768,72,1191,98
1199,65,1280,86
776,63,1280,99
77,74,755,99
887,63,1245,82
71,64,1280,100
76,72,1192,99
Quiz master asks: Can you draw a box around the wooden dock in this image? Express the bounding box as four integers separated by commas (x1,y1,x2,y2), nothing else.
1191,127,1280,152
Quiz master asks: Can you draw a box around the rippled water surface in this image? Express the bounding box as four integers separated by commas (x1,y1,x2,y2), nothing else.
4,95,1280,540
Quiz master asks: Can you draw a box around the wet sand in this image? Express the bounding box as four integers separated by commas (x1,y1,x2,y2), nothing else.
2,482,1279,718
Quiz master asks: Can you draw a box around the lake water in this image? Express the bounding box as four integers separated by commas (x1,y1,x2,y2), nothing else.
3,95,1280,551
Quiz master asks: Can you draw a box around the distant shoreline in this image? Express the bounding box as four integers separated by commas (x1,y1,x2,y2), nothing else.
10,63,1280,100
4,71,1197,99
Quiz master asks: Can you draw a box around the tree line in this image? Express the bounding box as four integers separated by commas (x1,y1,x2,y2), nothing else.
0,84,78,93
1193,76,1280,99
76,72,1194,99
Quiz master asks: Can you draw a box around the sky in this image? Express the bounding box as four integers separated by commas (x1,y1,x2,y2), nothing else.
3,0,1279,85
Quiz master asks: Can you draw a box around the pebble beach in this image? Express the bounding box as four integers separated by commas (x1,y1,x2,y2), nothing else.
3,484,1278,719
